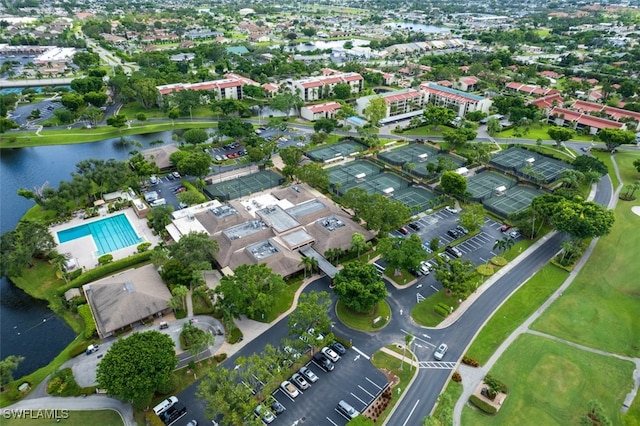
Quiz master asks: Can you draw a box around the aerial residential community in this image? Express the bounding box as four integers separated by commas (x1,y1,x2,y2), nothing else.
0,0,639,425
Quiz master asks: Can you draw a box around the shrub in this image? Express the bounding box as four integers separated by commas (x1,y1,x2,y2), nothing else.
97,254,113,265
490,256,507,267
452,371,462,382
434,305,449,317
462,356,480,367
137,242,152,252
145,411,166,426
214,353,227,363
47,368,81,396
228,327,243,344
69,341,92,358
156,375,177,395
78,304,97,339
174,309,187,319
469,394,497,414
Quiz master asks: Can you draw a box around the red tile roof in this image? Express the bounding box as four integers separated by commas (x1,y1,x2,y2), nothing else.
382,90,423,104
306,102,342,113
572,100,640,122
550,107,624,130
530,93,564,109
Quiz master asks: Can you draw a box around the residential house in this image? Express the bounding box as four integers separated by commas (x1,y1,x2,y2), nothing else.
301,102,342,121
156,74,258,104
420,82,492,117
355,88,425,123
289,72,363,102
549,107,626,134
505,82,560,97
455,76,479,92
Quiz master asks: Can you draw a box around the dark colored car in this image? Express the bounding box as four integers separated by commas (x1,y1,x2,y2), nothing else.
398,227,409,235
408,222,421,231
313,352,334,372
331,342,347,355
447,229,459,238
271,400,285,415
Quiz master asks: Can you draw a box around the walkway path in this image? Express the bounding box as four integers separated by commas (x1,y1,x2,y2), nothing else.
379,346,419,369
452,154,640,424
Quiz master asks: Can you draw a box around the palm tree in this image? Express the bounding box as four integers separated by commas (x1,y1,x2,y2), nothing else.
350,233,370,259
493,238,505,254
401,333,414,371
299,256,317,279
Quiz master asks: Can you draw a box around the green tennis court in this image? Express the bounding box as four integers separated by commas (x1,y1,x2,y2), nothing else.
306,140,368,162
483,186,544,216
378,144,439,167
393,187,437,211
204,170,284,201
328,160,383,185
338,172,409,197
467,172,518,200
490,147,573,183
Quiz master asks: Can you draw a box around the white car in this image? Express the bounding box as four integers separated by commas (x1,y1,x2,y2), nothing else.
153,396,178,415
434,343,448,360
321,346,340,362
280,380,300,398
254,404,275,424
291,373,310,390
444,206,458,214
299,366,319,383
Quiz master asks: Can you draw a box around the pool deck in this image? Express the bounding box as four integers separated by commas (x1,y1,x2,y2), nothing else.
50,208,161,271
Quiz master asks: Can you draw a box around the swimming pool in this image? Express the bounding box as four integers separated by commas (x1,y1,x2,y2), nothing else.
57,214,142,255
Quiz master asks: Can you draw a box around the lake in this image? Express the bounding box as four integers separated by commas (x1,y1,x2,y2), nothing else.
0,131,175,378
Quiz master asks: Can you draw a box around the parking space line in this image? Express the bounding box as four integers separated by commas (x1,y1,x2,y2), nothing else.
351,392,368,406
365,377,383,390
358,384,376,399
326,416,340,425
352,346,370,360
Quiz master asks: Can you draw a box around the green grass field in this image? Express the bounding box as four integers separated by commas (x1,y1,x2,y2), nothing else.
531,153,640,357
370,349,417,424
465,264,569,365
462,334,636,426
336,299,391,331
411,290,457,327
1,410,123,426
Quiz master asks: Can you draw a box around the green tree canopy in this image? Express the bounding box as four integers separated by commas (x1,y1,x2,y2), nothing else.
83,91,108,108
364,97,387,127
0,355,25,388
551,199,615,240
288,291,333,341
313,118,337,133
572,155,608,176
168,231,219,271
378,234,426,274
177,151,211,178
433,257,476,299
341,189,411,235
423,105,456,128
96,331,177,409
457,203,486,233
547,126,575,146
218,118,254,138
332,83,352,99
183,128,208,145
440,170,467,198
597,128,636,152
0,220,56,278
215,264,285,320
333,262,387,313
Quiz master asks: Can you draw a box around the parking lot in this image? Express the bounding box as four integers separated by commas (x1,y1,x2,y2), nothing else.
269,350,388,425
144,173,188,211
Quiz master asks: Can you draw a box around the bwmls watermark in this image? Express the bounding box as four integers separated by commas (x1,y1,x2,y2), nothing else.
2,409,70,420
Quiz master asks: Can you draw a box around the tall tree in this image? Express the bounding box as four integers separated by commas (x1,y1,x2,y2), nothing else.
440,170,467,198
364,97,387,127
433,257,476,299
423,105,456,130
457,203,486,233
333,262,387,314
0,355,25,389
378,234,426,275
288,291,333,341
168,231,219,271
215,264,285,320
96,331,177,409
350,233,371,259
547,126,575,147
597,128,636,152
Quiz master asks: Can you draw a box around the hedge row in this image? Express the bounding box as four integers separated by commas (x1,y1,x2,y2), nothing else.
69,341,92,358
58,251,153,295
78,304,96,339
470,394,497,414
434,302,450,318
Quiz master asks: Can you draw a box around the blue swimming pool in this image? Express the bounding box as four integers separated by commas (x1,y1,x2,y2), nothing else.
57,214,142,255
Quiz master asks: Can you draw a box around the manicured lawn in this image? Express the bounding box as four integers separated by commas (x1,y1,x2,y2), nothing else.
399,125,444,137
1,410,124,425
496,124,593,142
429,380,463,425
531,154,640,357
0,121,217,148
624,392,640,426
461,334,636,426
336,299,391,331
263,277,304,323
592,151,619,190
411,290,458,327
465,264,569,365
370,350,418,425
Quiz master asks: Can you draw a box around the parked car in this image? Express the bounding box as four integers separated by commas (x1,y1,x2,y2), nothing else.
398,227,409,235
408,222,421,231
444,206,458,214
299,366,319,383
447,229,460,238
270,400,286,415
434,343,448,360
313,352,334,371
291,373,310,390
172,171,181,178
254,405,275,424
280,380,300,398
336,400,360,420
438,252,451,262
153,396,178,416
85,344,99,355
159,321,169,330
422,243,433,254
500,224,512,233
445,245,463,258
456,225,469,235
509,230,521,239
321,346,340,362
331,342,347,355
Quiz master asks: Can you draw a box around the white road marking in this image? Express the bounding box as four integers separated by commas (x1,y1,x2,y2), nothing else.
422,333,431,339
351,392,367,406
359,384,376,398
366,377,383,390
326,417,339,425
401,399,421,426
352,346,370,360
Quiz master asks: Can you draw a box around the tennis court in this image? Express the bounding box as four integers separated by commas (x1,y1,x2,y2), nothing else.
378,144,439,167
467,172,517,201
393,187,437,212
204,170,284,201
328,160,383,185
490,147,572,184
306,140,367,162
483,186,544,216
339,172,409,197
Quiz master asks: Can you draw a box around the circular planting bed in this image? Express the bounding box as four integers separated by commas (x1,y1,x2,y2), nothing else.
336,299,391,331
